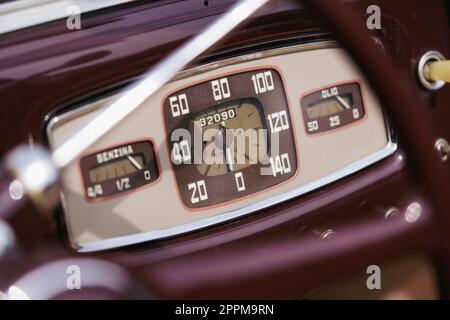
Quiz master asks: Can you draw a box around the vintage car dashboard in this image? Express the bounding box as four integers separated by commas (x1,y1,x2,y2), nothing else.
47,41,396,253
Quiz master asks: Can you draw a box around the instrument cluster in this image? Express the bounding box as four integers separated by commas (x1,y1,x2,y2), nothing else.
47,42,396,252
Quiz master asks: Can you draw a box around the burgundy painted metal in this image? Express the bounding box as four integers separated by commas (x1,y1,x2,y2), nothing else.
0,0,450,299
141,203,433,299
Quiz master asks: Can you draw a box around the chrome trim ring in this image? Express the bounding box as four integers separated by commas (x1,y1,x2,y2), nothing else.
417,51,446,91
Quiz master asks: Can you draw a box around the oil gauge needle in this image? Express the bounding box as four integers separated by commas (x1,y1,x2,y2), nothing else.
336,95,351,110
127,155,142,170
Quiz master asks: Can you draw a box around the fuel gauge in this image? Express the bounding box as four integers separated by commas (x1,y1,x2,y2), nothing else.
80,140,160,200
301,82,365,134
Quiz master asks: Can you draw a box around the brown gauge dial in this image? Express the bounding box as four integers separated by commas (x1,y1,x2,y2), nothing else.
80,140,160,200
163,68,297,209
301,82,366,134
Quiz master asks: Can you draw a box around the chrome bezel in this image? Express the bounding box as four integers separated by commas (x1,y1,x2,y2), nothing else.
417,51,446,91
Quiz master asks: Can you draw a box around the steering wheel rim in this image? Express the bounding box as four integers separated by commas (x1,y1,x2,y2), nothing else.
2,0,449,299
302,0,450,292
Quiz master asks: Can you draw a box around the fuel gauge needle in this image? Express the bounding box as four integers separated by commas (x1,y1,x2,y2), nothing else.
127,155,142,170
336,95,351,110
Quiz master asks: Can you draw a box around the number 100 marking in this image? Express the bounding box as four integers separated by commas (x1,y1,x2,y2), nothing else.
252,71,275,94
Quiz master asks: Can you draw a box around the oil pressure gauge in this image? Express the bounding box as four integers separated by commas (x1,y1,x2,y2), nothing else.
301,81,366,134
79,140,160,200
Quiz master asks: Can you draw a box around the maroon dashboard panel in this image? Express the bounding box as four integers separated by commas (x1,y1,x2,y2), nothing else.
0,0,449,298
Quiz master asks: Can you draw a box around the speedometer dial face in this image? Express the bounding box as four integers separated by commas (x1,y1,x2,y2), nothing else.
163,68,297,209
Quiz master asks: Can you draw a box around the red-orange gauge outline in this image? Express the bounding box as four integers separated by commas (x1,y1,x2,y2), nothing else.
299,79,369,137
77,137,163,203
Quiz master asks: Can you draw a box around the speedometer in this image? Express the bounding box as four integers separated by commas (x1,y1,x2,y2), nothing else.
163,68,298,209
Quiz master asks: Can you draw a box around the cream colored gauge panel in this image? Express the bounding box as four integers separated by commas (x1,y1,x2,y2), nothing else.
47,42,396,252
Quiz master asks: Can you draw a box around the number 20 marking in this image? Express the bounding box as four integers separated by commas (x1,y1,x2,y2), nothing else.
188,180,208,204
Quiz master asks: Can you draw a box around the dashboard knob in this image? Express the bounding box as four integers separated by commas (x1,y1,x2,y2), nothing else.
418,51,447,91
427,60,450,84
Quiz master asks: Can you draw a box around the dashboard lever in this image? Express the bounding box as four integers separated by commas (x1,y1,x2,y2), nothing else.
418,51,448,90
427,60,450,83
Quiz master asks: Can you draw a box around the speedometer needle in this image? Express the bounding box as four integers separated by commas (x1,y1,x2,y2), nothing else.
225,148,234,172
219,122,234,172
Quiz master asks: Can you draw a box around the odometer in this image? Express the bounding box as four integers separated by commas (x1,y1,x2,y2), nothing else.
163,68,297,209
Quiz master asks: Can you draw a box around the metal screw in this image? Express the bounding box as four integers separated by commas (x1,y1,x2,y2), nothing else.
384,207,400,219
405,202,422,223
435,138,450,162
320,229,335,240
9,180,24,201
